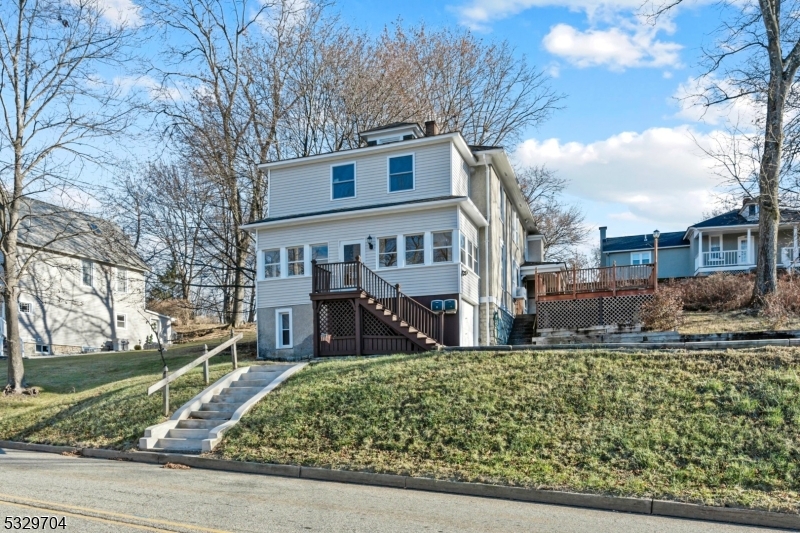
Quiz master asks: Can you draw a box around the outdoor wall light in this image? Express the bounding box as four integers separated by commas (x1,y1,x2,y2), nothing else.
367,235,374,250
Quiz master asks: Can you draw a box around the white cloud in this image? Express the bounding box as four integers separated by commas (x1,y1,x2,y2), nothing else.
672,76,761,127
543,22,682,70
113,75,185,101
514,126,721,229
77,0,142,26
451,0,645,30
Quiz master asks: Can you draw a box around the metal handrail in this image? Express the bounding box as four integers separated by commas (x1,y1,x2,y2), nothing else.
147,332,243,415
312,259,441,343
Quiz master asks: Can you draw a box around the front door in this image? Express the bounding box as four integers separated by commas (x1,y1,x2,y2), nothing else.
738,237,748,264
340,240,363,288
460,302,474,347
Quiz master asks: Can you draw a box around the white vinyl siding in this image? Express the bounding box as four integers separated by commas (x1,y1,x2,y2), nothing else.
256,207,459,308
452,146,470,196
268,141,452,218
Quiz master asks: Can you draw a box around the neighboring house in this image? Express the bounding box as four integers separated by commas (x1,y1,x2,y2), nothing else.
1,199,172,355
243,121,537,359
600,198,800,278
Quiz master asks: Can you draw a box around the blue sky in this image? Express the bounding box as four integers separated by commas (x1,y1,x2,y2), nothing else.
333,0,735,249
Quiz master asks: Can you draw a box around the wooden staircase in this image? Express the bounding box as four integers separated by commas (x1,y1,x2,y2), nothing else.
359,293,439,351
311,258,443,356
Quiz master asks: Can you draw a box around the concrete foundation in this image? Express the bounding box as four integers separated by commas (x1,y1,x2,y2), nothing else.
257,303,314,360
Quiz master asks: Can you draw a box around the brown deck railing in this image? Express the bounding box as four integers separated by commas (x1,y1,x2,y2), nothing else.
534,263,655,301
312,259,441,343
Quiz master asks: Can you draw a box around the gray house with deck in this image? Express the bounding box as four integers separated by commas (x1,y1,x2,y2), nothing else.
600,198,800,278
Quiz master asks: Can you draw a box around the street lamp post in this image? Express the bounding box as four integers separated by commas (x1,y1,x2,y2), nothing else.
653,229,660,291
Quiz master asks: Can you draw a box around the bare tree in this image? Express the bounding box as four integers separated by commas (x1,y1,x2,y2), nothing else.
652,0,800,300
516,165,588,262
0,0,140,392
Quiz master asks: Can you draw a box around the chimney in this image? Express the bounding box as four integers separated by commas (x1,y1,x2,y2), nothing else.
599,226,607,246
424,120,438,137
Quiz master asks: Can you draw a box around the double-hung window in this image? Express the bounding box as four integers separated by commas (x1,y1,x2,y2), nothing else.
388,155,414,192
116,314,127,329
82,259,93,287
276,309,292,348
332,163,355,199
379,237,397,268
287,246,304,276
264,249,281,278
311,244,328,264
432,231,452,262
460,233,480,273
631,252,652,265
19,302,31,314
405,234,425,265
117,269,128,293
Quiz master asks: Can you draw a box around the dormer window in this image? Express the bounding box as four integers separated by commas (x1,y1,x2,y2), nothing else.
359,123,424,146
748,204,757,217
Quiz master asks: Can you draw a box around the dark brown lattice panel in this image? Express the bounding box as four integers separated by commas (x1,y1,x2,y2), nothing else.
319,300,355,336
361,307,395,337
537,294,653,330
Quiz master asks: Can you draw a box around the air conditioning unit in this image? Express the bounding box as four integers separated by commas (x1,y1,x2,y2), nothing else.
513,286,527,299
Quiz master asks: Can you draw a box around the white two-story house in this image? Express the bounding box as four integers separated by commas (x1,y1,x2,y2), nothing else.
2,198,172,355
243,122,537,359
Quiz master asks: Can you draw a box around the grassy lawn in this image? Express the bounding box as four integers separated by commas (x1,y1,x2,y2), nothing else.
679,311,800,334
217,348,800,514
0,335,255,449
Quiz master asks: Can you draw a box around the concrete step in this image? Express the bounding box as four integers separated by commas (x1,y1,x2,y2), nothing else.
155,438,203,452
219,386,262,395
247,365,283,373
230,379,272,388
211,393,252,403
176,419,220,429
167,428,209,439
239,372,279,381
189,410,232,420
200,402,241,411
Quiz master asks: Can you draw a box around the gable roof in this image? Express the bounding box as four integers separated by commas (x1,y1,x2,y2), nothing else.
603,231,689,253
691,208,800,228
16,198,148,271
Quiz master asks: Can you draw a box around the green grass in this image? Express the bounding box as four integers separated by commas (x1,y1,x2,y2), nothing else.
0,336,255,449
679,311,800,334
217,348,800,514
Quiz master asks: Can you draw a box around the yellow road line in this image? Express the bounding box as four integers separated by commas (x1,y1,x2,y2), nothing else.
0,493,232,533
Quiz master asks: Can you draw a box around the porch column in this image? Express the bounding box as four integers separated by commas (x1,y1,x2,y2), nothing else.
697,230,703,270
747,228,752,264
794,226,798,264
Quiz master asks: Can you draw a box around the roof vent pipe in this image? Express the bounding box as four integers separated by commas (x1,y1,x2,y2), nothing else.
424,120,438,137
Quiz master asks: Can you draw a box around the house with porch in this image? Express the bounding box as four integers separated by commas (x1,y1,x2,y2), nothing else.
243,121,536,359
600,198,800,278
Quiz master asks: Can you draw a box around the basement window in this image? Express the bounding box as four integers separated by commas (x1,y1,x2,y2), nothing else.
35,344,50,355
276,309,292,348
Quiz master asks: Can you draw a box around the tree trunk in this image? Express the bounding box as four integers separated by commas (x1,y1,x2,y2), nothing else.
229,230,249,327
754,73,787,300
4,200,23,391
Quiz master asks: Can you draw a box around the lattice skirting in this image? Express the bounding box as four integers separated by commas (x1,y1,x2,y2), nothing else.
536,294,654,330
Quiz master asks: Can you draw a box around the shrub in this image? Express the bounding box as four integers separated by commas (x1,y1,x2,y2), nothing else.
641,286,684,331
146,298,193,326
758,292,789,330
676,273,752,312
133,345,142,350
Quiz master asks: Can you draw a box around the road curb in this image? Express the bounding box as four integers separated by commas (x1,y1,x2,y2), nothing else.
2,441,798,530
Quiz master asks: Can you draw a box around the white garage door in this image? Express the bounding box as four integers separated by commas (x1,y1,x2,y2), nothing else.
460,302,474,347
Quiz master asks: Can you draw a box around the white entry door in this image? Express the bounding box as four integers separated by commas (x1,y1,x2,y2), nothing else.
460,301,474,347
738,236,748,264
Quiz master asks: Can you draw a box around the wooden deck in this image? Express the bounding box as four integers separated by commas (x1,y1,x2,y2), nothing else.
533,264,656,302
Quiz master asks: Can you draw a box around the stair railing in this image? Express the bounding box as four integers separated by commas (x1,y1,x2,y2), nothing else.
312,259,442,343
147,332,243,416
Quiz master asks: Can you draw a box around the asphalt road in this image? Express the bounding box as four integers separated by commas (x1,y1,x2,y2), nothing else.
0,448,782,533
